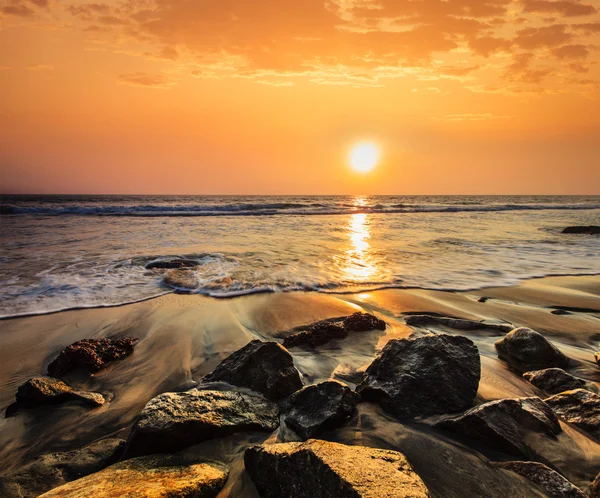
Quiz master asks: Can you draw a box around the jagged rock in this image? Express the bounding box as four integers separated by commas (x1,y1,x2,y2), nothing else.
436,397,561,458
163,269,199,290
203,340,302,400
244,439,429,498
494,461,587,498
404,314,513,332
283,312,385,349
126,389,279,457
523,368,594,395
544,389,600,440
47,338,138,377
356,334,480,419
562,226,600,234
0,438,125,498
494,328,569,373
145,258,199,269
5,377,104,417
590,472,600,498
38,454,229,498
283,381,359,440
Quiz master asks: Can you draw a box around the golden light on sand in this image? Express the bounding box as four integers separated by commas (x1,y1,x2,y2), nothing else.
350,143,379,173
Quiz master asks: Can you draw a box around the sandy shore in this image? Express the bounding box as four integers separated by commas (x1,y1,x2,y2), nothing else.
1,275,599,497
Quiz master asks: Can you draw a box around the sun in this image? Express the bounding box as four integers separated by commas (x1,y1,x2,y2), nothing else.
350,143,379,173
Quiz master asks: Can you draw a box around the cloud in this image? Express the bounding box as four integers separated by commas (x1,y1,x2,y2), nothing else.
514,24,573,49
522,0,597,17
551,43,590,59
117,72,173,88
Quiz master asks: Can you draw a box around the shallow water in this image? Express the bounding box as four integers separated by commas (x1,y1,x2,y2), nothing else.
1,195,599,317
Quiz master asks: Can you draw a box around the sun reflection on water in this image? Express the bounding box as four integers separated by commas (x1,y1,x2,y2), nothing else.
343,211,377,281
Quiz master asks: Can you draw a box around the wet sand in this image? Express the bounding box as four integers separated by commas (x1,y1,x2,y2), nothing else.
1,275,599,497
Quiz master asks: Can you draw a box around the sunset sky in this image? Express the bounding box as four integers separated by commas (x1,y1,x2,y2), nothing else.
1,0,599,194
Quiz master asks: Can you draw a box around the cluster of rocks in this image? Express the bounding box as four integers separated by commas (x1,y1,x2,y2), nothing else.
5,337,138,417
3,311,600,497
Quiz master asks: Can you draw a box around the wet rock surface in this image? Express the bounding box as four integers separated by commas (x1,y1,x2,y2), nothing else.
283,380,359,440
244,439,430,498
38,454,229,498
5,377,104,417
404,315,513,332
145,258,200,269
283,312,385,349
544,389,600,440
126,389,280,457
562,226,600,234
162,269,199,290
590,472,600,498
0,438,125,498
357,334,481,419
47,337,138,377
494,328,569,373
494,461,587,498
203,340,302,400
523,368,595,395
436,397,562,458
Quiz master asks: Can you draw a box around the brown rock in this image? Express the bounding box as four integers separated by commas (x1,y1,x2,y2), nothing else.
523,368,595,395
544,389,600,440
590,472,600,498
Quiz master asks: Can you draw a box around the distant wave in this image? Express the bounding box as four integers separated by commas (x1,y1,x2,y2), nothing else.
2,202,599,217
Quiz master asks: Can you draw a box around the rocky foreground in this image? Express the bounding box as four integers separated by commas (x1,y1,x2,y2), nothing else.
1,299,599,497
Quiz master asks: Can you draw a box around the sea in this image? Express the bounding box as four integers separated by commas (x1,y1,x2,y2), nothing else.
1,195,599,318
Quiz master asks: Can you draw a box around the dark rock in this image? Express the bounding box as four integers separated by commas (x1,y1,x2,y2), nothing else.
405,315,513,332
544,389,600,440
562,226,600,234
283,381,359,440
0,438,125,498
162,269,199,290
595,353,599,366
283,312,385,349
244,439,430,498
478,296,490,303
203,340,302,400
551,309,571,315
494,328,569,373
590,472,600,498
5,377,104,417
523,368,595,395
126,389,279,457
356,334,481,419
47,337,138,378
436,397,562,458
494,461,587,498
145,258,199,269
38,454,229,498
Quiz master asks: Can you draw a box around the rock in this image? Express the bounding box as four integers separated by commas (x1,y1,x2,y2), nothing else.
523,368,594,395
0,438,125,498
244,439,429,498
405,315,513,332
436,397,561,458
494,328,569,373
356,334,481,419
145,258,199,269
477,296,490,303
562,226,600,234
595,353,599,366
544,389,600,440
283,312,385,349
494,461,587,498
47,337,138,378
163,269,199,290
38,454,229,498
203,340,302,400
283,381,359,440
551,309,571,315
590,472,600,498
126,389,279,457
5,377,104,417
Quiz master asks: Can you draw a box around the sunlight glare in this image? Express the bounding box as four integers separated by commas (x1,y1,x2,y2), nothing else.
350,143,379,173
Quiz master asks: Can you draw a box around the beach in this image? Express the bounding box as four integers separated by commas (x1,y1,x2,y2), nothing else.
1,274,599,497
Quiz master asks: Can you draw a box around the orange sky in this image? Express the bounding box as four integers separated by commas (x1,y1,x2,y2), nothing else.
1,0,599,194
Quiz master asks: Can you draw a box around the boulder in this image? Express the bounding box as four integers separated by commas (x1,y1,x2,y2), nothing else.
0,438,125,498
145,259,199,269
244,439,429,498
5,377,104,417
405,315,513,332
494,461,587,498
356,334,481,419
590,472,600,498
283,312,385,349
436,397,561,458
494,328,569,373
283,381,359,440
523,368,594,395
126,389,279,457
544,389,600,440
162,269,199,290
562,226,600,234
47,338,138,377
38,454,229,498
203,340,302,400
